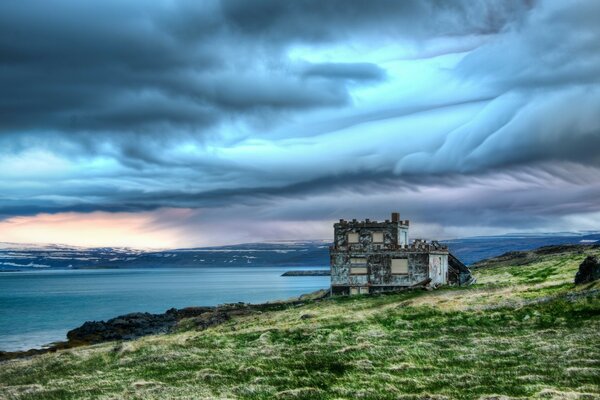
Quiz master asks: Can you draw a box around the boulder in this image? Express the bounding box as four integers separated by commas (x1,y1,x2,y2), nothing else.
575,255,600,285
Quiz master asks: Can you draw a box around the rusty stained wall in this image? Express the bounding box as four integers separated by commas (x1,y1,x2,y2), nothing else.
330,251,430,287
333,219,409,252
369,252,429,285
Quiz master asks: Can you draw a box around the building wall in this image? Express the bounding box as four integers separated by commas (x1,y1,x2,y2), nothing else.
330,214,449,294
332,219,409,252
331,250,431,289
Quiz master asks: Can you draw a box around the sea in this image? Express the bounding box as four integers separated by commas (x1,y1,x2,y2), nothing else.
0,266,328,351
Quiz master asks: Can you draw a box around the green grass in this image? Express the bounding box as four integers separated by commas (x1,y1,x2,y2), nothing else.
1,247,599,399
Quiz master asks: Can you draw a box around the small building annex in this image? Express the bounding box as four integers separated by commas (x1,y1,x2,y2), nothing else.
330,212,473,295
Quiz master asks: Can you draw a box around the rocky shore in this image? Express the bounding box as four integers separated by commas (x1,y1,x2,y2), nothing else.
0,289,329,361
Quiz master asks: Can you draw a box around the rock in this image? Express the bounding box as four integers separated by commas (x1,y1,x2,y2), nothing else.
66,307,231,345
191,311,230,331
575,255,600,284
66,312,177,344
173,306,214,319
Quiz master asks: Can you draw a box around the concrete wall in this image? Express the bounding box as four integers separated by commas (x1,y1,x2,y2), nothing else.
330,213,449,295
330,250,432,291
332,218,410,252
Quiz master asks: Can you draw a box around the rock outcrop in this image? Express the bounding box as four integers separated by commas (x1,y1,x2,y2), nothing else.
66,306,216,345
65,290,328,346
575,255,600,285
0,289,331,361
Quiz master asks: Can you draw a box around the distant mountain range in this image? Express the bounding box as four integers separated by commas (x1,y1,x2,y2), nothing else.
0,240,331,270
444,232,600,265
1,233,599,271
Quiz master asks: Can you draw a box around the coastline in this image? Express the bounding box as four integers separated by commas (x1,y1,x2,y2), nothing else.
0,265,330,355
3,244,598,361
0,289,330,362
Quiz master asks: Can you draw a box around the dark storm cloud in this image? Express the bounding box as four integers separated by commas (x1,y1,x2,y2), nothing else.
0,0,527,141
218,0,530,42
0,1,338,139
301,63,386,82
2,0,600,241
5,160,600,233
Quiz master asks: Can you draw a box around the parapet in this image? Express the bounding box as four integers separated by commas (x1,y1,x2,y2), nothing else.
335,212,409,228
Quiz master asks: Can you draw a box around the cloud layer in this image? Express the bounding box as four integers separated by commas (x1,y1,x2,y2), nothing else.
1,0,599,246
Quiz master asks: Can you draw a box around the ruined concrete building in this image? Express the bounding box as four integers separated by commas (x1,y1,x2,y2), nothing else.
330,212,473,295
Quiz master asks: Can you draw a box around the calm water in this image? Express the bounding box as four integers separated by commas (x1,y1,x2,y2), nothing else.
0,266,329,351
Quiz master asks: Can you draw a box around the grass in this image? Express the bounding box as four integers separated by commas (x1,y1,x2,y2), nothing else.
0,247,599,399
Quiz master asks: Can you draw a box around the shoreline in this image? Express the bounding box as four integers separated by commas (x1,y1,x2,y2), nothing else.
0,289,330,361
3,244,597,362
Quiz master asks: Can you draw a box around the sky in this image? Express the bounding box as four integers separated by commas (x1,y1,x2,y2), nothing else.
1,0,600,248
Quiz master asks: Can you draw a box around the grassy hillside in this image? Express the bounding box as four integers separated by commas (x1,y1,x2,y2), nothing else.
1,246,599,399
